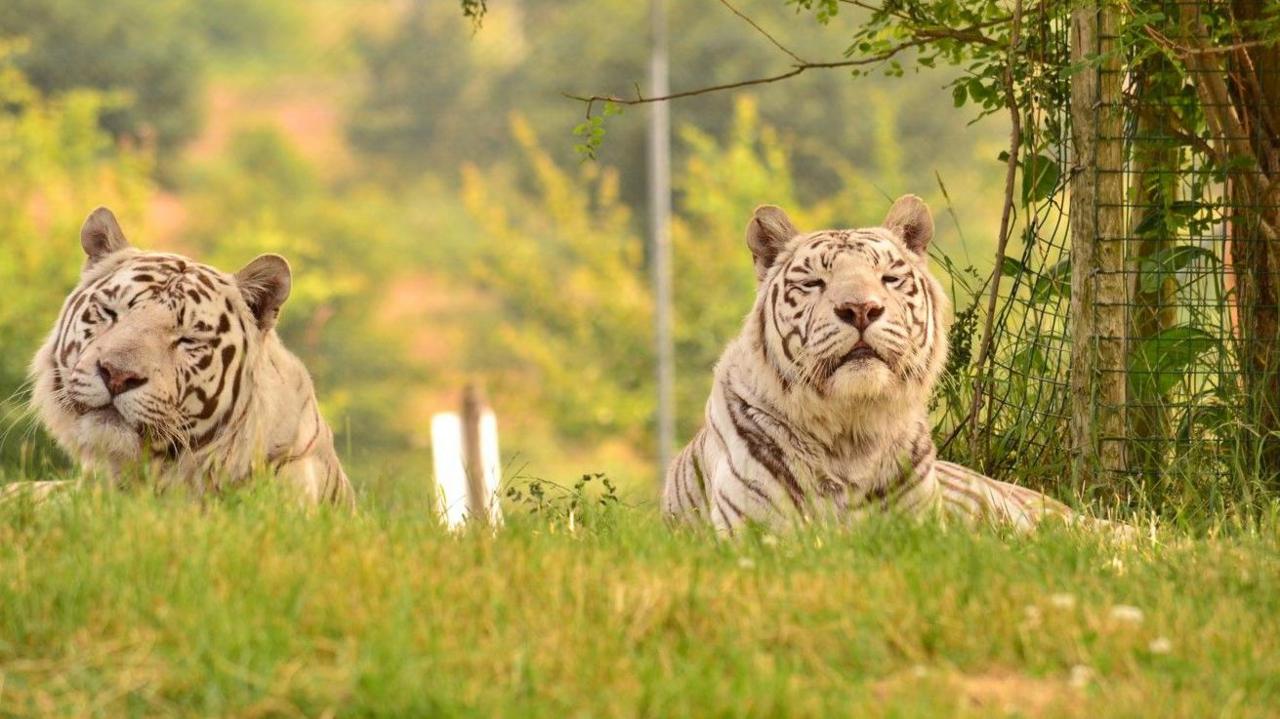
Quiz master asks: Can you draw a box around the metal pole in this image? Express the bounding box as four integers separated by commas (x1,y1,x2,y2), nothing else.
649,0,675,484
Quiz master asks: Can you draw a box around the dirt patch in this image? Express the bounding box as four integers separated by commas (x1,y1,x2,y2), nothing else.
873,666,1075,716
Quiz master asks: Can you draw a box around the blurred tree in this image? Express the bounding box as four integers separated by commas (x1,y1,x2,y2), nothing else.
191,0,305,67
0,52,151,472
359,0,1006,220
347,2,476,176
0,0,306,175
0,0,202,164
459,116,655,445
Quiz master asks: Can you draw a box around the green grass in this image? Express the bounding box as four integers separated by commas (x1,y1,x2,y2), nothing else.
1,487,1278,718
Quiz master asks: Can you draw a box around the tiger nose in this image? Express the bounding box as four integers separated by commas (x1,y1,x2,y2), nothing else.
97,360,148,397
834,300,885,331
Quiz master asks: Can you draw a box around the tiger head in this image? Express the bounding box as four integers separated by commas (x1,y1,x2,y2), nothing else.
32,207,292,468
746,195,949,404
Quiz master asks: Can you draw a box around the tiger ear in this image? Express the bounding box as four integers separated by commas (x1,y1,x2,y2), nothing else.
882,194,934,255
746,205,800,282
80,207,130,265
234,254,292,331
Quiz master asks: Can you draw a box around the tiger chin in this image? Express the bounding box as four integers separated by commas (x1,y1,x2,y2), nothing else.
14,207,354,507
663,195,1088,534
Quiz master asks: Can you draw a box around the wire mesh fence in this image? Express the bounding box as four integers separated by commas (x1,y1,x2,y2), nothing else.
932,0,1078,488
935,0,1280,506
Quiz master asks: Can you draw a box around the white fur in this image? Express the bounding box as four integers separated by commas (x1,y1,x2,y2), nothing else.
662,199,1095,535
23,244,353,506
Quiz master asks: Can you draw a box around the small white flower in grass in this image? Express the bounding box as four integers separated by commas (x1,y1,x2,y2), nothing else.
1023,605,1042,624
1148,637,1172,654
1049,593,1076,609
1069,664,1093,689
1108,605,1144,625
737,557,755,569
761,534,779,547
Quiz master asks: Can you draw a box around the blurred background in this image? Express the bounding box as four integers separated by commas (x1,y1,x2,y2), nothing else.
0,0,1009,505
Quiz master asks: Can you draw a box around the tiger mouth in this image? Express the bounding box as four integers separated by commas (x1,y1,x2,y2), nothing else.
815,341,884,382
75,402,133,428
838,341,882,365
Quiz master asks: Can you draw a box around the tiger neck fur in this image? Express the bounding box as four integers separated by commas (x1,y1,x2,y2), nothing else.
723,330,934,492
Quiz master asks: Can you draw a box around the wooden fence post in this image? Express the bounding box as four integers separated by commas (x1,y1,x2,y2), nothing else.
461,384,491,527
1070,1,1128,489
431,385,502,529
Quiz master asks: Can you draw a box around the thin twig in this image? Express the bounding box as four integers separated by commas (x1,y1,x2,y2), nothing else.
567,32,979,110
716,0,807,64
566,66,809,111
963,0,1024,460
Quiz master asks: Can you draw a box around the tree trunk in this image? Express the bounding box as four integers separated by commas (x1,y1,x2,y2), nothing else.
1228,0,1280,486
1127,56,1181,480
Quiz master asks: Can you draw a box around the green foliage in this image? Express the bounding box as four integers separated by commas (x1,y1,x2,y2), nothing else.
191,0,305,67
1021,153,1061,204
459,116,655,444
1129,326,1219,397
786,0,842,25
503,472,621,525
1137,245,1218,295
346,4,478,176
572,101,622,160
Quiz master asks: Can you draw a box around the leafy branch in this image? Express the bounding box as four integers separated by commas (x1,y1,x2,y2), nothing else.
565,26,999,118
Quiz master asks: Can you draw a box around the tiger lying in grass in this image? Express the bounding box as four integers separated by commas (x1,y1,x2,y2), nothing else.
663,195,1088,534
7,207,353,506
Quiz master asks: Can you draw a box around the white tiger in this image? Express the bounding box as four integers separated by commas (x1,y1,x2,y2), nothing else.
8,207,353,506
663,195,1079,533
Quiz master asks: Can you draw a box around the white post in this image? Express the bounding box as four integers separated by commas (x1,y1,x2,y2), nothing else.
478,409,503,525
649,0,675,486
430,412,468,529
430,388,503,529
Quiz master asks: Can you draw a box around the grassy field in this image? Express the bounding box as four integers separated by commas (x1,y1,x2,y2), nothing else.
1,486,1278,718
